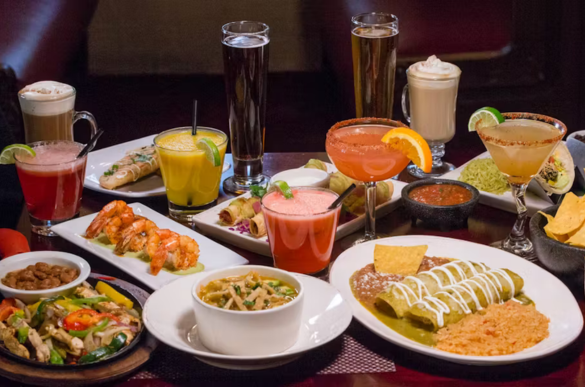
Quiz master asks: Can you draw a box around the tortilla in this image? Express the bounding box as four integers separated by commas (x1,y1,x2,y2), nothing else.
373,245,427,276
567,225,585,247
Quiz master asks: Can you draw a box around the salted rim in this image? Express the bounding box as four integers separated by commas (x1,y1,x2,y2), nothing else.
326,117,409,153
477,113,567,146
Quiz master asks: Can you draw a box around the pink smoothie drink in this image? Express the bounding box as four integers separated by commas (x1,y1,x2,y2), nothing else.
262,188,340,274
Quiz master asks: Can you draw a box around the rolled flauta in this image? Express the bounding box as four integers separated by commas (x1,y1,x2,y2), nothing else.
219,197,261,226
375,260,489,318
99,146,160,190
249,212,266,238
405,268,524,331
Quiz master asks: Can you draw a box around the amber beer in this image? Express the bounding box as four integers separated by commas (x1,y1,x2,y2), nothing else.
351,13,399,118
222,21,270,193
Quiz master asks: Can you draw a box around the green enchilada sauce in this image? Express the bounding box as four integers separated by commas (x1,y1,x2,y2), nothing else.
90,236,204,275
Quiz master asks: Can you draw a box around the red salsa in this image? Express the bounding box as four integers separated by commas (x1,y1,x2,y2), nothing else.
409,184,472,206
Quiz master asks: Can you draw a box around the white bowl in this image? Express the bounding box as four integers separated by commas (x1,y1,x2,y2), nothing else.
191,265,304,356
567,130,585,141
0,251,91,303
270,168,330,188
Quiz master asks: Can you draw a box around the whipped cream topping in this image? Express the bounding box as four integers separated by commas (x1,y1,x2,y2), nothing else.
409,56,461,79
19,81,74,101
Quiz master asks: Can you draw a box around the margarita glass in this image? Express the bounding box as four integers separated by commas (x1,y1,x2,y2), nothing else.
326,118,411,243
477,112,566,260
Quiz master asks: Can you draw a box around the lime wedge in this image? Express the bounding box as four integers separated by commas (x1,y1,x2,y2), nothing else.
0,144,36,164
468,107,505,132
196,138,221,167
271,180,294,199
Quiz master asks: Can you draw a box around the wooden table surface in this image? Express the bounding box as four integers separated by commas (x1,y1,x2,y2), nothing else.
8,152,585,387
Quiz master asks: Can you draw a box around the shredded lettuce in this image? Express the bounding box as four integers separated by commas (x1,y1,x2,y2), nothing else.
459,158,509,195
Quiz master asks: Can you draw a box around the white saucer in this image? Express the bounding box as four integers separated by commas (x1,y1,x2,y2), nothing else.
143,272,353,370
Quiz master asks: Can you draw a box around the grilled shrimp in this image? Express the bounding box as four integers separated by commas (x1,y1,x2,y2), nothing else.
86,200,135,240
114,218,158,254
146,229,200,275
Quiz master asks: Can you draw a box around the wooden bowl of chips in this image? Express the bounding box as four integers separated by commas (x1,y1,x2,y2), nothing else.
530,200,585,285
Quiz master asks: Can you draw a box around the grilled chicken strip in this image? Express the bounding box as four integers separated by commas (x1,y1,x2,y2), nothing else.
47,326,84,356
0,322,30,359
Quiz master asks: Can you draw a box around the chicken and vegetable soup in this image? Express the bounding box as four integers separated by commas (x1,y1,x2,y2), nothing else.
198,271,299,311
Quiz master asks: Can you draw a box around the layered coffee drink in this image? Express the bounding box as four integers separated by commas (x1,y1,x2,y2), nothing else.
19,81,76,143
406,56,461,145
402,56,461,178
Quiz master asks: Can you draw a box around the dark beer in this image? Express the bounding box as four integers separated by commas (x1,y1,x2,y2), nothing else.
222,33,269,185
351,21,399,118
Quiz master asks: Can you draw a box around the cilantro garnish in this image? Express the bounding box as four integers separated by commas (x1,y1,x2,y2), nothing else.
233,284,241,295
250,184,268,198
243,300,255,306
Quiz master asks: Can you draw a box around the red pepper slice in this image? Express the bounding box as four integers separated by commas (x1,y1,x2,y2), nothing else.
63,309,121,331
0,306,20,321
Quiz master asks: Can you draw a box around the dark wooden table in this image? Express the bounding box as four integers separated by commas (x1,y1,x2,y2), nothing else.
7,152,585,387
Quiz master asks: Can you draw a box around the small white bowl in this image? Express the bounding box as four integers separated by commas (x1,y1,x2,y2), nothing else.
192,265,304,356
270,168,330,188
0,251,91,303
568,130,585,141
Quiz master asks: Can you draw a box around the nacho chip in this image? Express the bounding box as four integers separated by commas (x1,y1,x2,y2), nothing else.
374,245,428,276
546,193,585,235
567,225,585,247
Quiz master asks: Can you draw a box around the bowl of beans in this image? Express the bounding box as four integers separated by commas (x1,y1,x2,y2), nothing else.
0,251,90,303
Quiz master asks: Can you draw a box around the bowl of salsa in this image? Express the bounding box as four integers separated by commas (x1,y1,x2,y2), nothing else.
401,179,480,229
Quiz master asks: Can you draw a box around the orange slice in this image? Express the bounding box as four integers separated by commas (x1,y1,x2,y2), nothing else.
381,128,432,173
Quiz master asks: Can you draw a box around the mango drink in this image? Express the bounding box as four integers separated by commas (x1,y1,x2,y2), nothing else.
155,127,227,220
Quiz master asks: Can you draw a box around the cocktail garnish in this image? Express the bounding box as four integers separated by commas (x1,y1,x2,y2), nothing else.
0,144,36,164
381,128,432,173
270,180,294,199
468,107,504,132
196,138,221,167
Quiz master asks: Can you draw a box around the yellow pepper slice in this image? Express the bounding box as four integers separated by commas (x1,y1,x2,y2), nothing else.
55,300,82,313
95,281,133,309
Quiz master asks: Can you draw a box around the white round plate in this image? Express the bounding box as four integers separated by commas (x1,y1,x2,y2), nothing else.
329,235,583,366
143,272,352,370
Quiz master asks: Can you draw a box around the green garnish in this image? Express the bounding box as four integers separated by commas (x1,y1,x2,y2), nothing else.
250,184,268,198
243,300,255,306
252,283,262,290
103,164,119,177
104,170,113,176
233,284,241,295
135,154,151,163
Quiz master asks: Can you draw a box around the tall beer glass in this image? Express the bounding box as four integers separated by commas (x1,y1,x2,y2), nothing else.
222,21,270,194
351,13,399,118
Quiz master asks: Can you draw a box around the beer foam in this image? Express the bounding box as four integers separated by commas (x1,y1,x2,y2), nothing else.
409,56,461,79
19,81,75,116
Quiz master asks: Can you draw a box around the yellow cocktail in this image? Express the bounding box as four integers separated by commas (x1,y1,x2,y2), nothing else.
155,127,227,221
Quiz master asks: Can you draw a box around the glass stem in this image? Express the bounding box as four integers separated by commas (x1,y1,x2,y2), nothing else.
364,182,377,241
508,183,529,243
430,143,445,168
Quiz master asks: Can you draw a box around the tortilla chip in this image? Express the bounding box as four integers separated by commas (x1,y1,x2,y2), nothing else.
567,225,585,247
374,245,427,276
546,193,585,235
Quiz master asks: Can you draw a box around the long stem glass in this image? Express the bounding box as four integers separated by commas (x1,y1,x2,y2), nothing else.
477,112,567,261
326,118,411,245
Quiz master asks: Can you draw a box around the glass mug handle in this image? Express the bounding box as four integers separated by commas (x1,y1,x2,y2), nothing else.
401,84,411,124
73,111,98,151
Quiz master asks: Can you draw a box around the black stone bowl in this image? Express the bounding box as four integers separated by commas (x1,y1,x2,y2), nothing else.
401,179,480,230
530,204,584,285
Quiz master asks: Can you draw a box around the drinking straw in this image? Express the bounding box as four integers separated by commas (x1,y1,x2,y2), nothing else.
192,100,198,136
328,183,357,210
77,128,104,159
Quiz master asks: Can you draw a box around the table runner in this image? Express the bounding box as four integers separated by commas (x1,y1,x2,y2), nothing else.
131,322,395,381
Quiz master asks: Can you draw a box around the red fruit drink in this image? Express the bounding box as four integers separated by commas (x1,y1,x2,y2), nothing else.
16,141,86,235
262,187,340,274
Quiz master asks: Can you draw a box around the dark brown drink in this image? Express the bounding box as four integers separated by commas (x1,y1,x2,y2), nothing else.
351,13,399,118
22,110,74,142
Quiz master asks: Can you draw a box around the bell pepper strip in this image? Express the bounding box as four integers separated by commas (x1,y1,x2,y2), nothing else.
64,309,120,331
69,318,110,338
70,296,110,305
77,332,128,365
31,295,64,327
17,327,29,344
55,299,82,313
7,309,24,326
49,348,64,365
0,307,20,321
95,281,133,309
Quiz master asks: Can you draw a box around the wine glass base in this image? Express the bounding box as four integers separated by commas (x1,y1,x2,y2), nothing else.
223,174,270,195
490,238,538,262
407,162,456,178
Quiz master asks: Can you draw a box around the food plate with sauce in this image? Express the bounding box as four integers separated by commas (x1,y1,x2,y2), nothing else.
193,162,407,256
329,235,583,365
440,151,553,217
84,135,230,198
52,203,248,290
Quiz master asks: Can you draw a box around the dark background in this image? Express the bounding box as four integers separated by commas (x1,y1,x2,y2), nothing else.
0,0,583,164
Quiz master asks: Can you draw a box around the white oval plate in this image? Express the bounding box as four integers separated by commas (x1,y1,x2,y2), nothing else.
84,135,230,198
329,235,583,366
143,272,352,370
